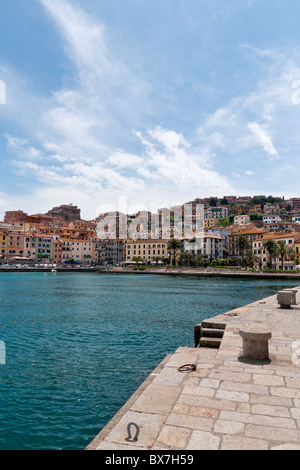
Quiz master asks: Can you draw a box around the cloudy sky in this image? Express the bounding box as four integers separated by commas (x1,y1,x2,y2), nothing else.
0,0,300,220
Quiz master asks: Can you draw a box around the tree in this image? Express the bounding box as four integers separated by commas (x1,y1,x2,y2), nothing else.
152,256,162,266
262,239,277,269
167,239,181,266
243,250,259,268
132,256,143,265
194,254,204,267
233,235,250,266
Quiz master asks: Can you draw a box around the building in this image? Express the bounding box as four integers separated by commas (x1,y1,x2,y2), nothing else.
229,225,268,258
295,235,300,266
95,240,124,266
4,210,28,223
47,205,81,221
236,204,262,215
234,215,250,226
125,240,169,264
205,206,228,220
0,231,8,259
263,205,281,216
184,234,225,260
263,216,282,225
252,233,296,270
204,218,219,229
263,222,300,233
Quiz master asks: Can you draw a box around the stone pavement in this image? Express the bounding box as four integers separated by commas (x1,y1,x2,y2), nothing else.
87,286,300,450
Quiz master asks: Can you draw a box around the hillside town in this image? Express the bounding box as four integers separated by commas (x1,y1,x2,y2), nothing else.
1,195,300,271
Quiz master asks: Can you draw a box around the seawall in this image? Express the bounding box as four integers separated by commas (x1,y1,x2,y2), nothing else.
87,286,300,450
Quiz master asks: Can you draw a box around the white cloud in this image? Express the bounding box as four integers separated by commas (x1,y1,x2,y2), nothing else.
247,122,279,160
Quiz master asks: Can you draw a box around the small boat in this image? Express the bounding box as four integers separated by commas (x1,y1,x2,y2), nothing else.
51,269,57,273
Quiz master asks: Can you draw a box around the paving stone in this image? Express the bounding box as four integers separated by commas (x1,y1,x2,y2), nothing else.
221,435,269,450
155,425,191,449
251,403,290,418
166,412,214,432
182,385,215,398
215,389,250,403
252,374,285,386
245,424,300,443
131,384,181,415
214,419,245,435
186,431,221,450
190,406,219,419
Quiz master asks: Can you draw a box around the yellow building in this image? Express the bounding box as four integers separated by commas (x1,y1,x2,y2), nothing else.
125,240,169,264
204,218,219,229
0,231,8,259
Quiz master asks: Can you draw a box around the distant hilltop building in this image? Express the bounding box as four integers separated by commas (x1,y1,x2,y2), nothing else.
47,204,81,221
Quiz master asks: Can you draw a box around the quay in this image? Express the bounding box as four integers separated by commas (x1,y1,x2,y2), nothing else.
87,286,300,450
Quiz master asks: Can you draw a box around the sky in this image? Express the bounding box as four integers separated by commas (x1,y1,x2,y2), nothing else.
0,0,300,220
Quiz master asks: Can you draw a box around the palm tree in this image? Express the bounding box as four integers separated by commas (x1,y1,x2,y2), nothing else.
233,235,250,266
152,256,162,266
243,249,259,268
167,239,181,266
262,239,277,269
194,254,204,267
132,256,143,265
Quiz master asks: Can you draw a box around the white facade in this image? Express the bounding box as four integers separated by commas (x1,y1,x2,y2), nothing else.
184,235,225,259
263,216,282,224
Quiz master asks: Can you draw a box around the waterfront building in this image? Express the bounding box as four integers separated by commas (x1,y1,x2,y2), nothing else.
295,235,300,266
95,240,124,266
0,231,8,259
252,233,297,270
184,234,225,259
125,240,169,264
6,227,25,259
229,225,268,258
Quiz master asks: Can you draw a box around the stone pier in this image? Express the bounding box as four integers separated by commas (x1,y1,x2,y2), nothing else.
87,286,300,450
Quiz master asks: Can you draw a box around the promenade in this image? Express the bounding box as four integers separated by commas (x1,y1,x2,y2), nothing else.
87,286,300,450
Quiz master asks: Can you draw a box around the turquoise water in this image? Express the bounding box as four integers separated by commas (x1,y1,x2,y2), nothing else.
0,273,299,450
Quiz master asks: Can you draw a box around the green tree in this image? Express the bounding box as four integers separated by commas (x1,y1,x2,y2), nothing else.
167,239,181,266
243,250,259,268
233,235,250,266
132,256,143,265
262,239,277,269
152,256,162,266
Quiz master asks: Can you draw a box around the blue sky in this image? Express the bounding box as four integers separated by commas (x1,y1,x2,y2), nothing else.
0,0,300,219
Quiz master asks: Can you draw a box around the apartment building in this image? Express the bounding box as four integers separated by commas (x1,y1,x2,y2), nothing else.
234,215,251,226
0,231,8,259
95,240,124,266
125,240,168,264
252,233,296,270
263,205,281,216
229,226,268,257
205,206,228,219
184,234,225,259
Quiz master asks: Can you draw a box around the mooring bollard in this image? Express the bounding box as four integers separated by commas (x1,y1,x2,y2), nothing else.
277,290,297,309
239,327,272,361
